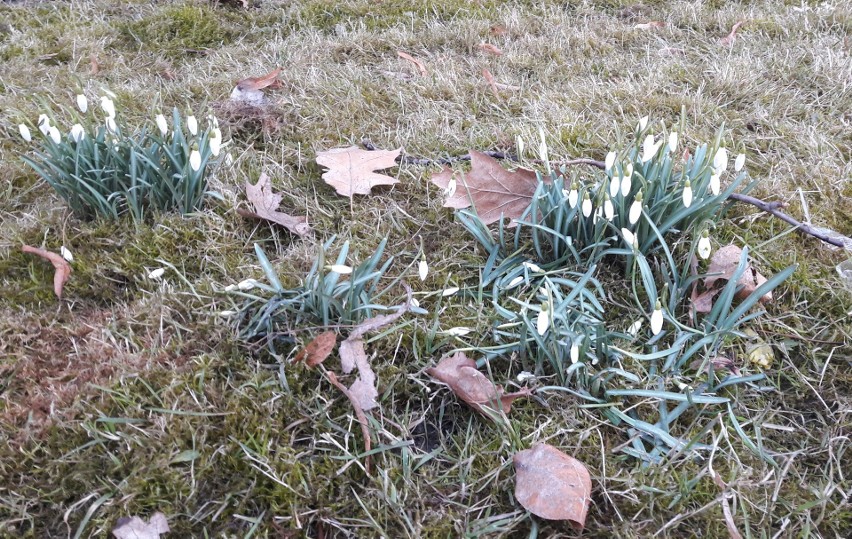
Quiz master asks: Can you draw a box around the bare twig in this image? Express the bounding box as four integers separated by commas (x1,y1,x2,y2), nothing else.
727,193,847,248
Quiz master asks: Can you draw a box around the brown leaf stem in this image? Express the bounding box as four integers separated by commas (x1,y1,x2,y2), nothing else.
325,371,372,475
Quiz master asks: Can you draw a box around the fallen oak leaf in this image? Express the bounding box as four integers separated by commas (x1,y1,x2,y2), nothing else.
719,20,746,46
397,51,427,76
478,43,503,55
704,244,772,303
426,352,531,415
294,331,337,367
242,173,310,236
430,150,545,226
513,443,592,528
316,146,401,197
112,512,169,539
21,245,71,299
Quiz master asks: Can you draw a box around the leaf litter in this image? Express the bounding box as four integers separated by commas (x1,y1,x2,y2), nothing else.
240,173,310,237
315,146,401,197
21,245,72,299
692,244,773,313
426,352,531,415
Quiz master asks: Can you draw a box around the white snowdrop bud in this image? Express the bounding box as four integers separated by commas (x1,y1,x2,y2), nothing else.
418,259,428,281
582,193,592,217
605,151,616,172
156,113,168,136
734,153,745,172
48,125,61,144
148,268,166,280
187,114,198,136
60,246,74,262
668,131,678,152
70,124,85,142
697,230,712,260
18,124,31,142
682,180,693,208
76,94,88,113
650,300,664,336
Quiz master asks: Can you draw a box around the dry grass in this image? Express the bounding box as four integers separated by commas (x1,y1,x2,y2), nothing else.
1,0,850,537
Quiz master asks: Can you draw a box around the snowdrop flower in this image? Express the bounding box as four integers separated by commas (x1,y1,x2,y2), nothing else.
567,181,579,208
327,264,352,275
189,144,201,171
605,151,616,172
582,193,592,217
620,171,632,197
38,114,51,135
18,124,31,142
603,195,614,220
444,177,457,198
734,153,745,172
76,94,88,113
609,176,620,198
668,131,678,152
60,246,73,262
697,230,712,259
48,125,61,144
148,267,166,280
713,147,728,173
70,124,85,143
442,287,460,296
570,340,580,364
637,115,649,132
523,260,543,273
627,319,643,337
237,278,259,290
218,310,236,317
593,206,602,225
100,96,116,119
209,127,223,156
506,275,524,288
106,116,117,134
155,113,168,136
628,191,643,224
186,114,198,136
224,284,237,292
650,300,663,335
418,258,428,281
642,135,663,163
208,114,219,129
538,126,548,164
682,180,693,208
621,228,637,249
536,302,550,336
709,173,720,196
444,327,472,337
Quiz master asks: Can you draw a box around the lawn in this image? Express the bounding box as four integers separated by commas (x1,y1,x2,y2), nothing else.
0,0,850,537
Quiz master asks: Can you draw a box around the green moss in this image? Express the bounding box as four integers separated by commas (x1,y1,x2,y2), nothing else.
118,4,240,58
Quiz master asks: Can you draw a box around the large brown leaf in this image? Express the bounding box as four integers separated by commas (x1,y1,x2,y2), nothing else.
294,331,336,367
430,150,542,226
241,173,310,237
426,352,531,415
316,146,401,197
21,245,71,299
704,245,771,303
513,443,592,528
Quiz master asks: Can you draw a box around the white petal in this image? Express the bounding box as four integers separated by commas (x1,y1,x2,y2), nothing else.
187,115,198,136
418,260,429,281
641,135,658,162
522,261,543,273
604,199,614,220
106,116,117,133
237,278,259,290
100,96,115,119
218,310,236,317
445,326,472,336
60,246,74,262
19,124,31,142
48,125,61,144
190,150,201,171
570,341,580,363
516,371,536,382
698,236,712,259
156,114,168,136
506,276,524,288
38,114,51,135
620,174,632,197
445,178,457,198
621,228,635,246
536,308,549,336
582,197,592,217
70,124,85,142
628,200,642,224
734,153,745,172
605,151,616,172
224,284,237,292
568,189,578,208
651,305,663,335
627,319,643,336
713,147,728,172
709,174,720,195
148,268,166,280
442,287,460,296
76,94,88,113
609,176,620,198
682,186,693,208
328,264,353,275
637,116,649,132
668,131,678,152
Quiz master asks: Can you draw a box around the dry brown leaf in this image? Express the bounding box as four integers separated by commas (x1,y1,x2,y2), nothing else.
430,150,543,226
478,43,503,55
704,245,772,303
634,21,665,30
720,20,746,46
482,68,501,99
316,146,401,197
112,512,169,539
242,173,310,236
692,288,721,314
294,331,337,367
426,352,531,415
231,67,282,104
21,245,71,299
513,443,592,527
89,54,100,75
397,51,427,76
490,24,508,36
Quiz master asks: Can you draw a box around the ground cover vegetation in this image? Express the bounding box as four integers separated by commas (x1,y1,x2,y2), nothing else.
1,0,850,537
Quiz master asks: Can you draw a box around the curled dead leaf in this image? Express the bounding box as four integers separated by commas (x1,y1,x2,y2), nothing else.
397,51,427,76
316,146,401,197
478,43,503,55
231,67,282,104
704,245,772,303
21,245,71,299
513,443,592,527
426,352,531,415
294,331,337,367
720,20,746,46
242,173,310,236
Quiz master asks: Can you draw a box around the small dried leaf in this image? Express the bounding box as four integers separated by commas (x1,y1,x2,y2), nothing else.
720,20,746,46
704,244,772,303
316,146,401,197
397,51,427,76
426,352,530,415
634,21,665,30
112,512,169,539
89,54,100,75
692,288,720,314
243,173,310,236
294,331,337,367
22,245,71,299
482,68,501,99
744,329,774,369
490,24,508,36
513,443,592,527
236,67,282,92
430,150,543,226
478,43,503,55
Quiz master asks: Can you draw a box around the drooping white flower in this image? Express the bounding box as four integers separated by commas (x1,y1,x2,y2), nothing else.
570,340,580,363
38,114,51,135
218,310,236,317
627,319,643,336
418,259,428,281
637,115,649,132
70,123,85,142
507,275,524,288
444,327,472,337
48,125,61,144
734,153,745,172
18,124,31,142
237,278,259,290
713,147,728,173
523,260,543,273
609,176,620,198
445,177,457,198
605,151,616,172
581,193,592,217
621,228,636,247
682,180,693,208
187,114,198,136
709,173,720,195
536,303,550,336
628,198,642,225
593,206,602,225
603,196,614,220
155,113,168,136
76,94,88,113
209,127,222,156
105,116,117,133
620,171,632,197
642,135,663,163
650,300,663,335
189,145,201,171
442,287,460,296
568,181,579,208
100,96,116,119
697,230,712,259
148,267,166,280
60,246,73,262
328,264,352,274
538,126,548,164
668,131,678,152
